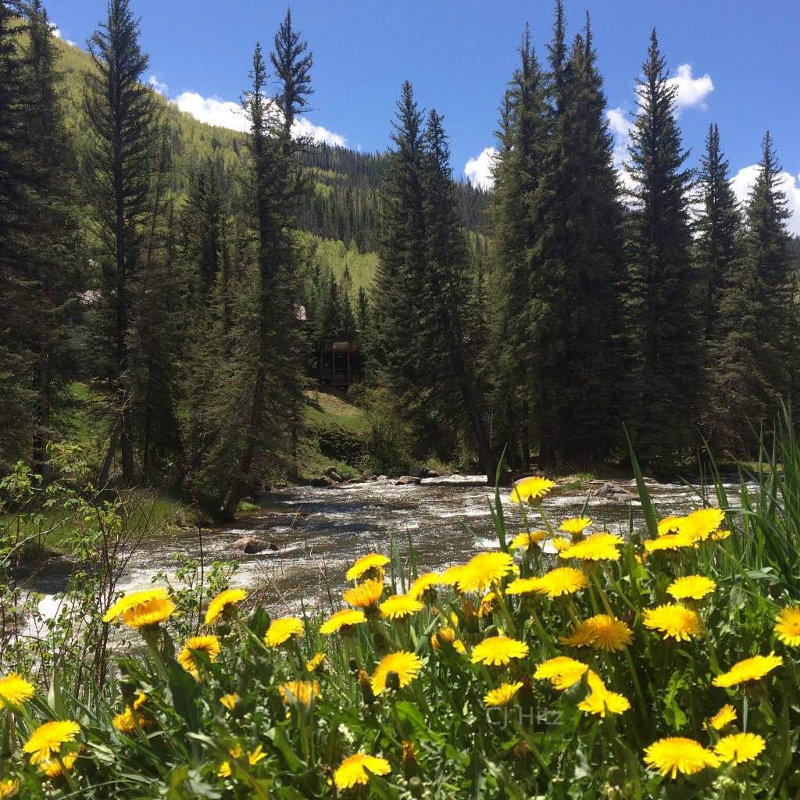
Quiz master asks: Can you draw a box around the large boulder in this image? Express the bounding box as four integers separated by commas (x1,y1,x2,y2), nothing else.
396,475,422,486
594,482,636,502
324,466,344,483
228,536,277,554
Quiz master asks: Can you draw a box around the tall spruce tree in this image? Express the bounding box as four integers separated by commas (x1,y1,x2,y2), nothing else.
84,0,159,485
695,124,744,450
21,0,81,482
490,25,548,469
205,12,310,518
0,0,33,469
421,109,496,478
624,29,700,463
527,7,626,467
737,133,794,431
374,87,496,476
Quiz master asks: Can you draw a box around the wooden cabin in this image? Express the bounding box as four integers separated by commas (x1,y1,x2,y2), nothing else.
315,340,363,389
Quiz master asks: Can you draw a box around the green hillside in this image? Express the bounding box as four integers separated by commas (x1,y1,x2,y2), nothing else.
53,34,489,282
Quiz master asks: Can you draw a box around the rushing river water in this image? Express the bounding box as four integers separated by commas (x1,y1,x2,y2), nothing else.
110,475,717,615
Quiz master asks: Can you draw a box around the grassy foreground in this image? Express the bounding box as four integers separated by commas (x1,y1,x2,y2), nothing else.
3,426,800,798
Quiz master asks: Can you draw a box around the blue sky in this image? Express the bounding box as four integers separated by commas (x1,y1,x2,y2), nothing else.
54,0,800,231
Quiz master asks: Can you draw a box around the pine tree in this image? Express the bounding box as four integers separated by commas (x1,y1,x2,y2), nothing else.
19,0,82,482
207,12,311,518
0,0,33,469
373,86,496,477
695,124,744,450
490,25,548,468
420,109,496,478
84,0,159,485
372,81,427,400
720,131,794,442
527,7,626,467
624,29,700,464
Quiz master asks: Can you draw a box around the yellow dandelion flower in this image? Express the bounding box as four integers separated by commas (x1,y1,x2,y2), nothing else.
218,745,267,777
0,673,35,708
644,737,719,778
112,691,147,732
712,529,732,541
484,681,523,707
177,635,221,679
532,566,589,598
204,588,247,625
684,507,725,542
40,751,78,779
643,604,701,641
714,733,765,766
559,517,592,535
457,551,515,593
319,608,367,634
551,536,572,552
346,553,390,582
560,614,632,652
506,577,542,595
712,653,783,688
705,704,737,731
379,594,424,619
534,656,589,691
279,680,321,705
264,616,304,647
657,516,683,536
334,753,391,789
509,531,548,550
667,575,717,601
577,672,630,717
559,533,623,562
431,626,465,653
510,476,556,503
343,578,384,609
439,564,467,585
408,572,443,598
0,779,18,798
23,720,80,765
220,693,240,711
471,635,529,666
103,588,175,628
775,606,800,646
112,707,147,733
306,652,326,673
644,533,696,553
370,651,423,695
103,587,169,622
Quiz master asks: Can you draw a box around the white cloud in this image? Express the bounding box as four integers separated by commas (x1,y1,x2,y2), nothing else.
731,165,800,237
606,107,637,197
174,91,249,132
668,64,714,112
148,75,169,96
291,116,346,148
173,91,346,146
464,146,497,190
606,107,632,170
50,25,76,46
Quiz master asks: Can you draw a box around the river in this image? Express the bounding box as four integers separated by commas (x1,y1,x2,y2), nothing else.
111,475,716,615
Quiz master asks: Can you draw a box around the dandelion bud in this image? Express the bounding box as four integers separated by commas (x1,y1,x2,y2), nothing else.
358,669,375,704
386,670,401,692
401,740,418,776
513,739,531,760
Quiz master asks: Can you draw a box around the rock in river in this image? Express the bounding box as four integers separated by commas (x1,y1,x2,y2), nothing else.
396,475,422,486
228,536,277,554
